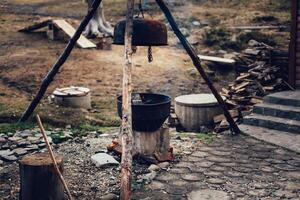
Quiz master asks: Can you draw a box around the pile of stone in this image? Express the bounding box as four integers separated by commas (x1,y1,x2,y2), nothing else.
0,129,73,163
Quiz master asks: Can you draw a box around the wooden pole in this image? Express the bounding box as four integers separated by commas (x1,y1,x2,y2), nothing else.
155,0,241,135
36,115,73,200
19,0,103,122
120,0,135,199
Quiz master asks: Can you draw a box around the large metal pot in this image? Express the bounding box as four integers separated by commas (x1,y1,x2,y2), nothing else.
117,93,171,132
113,19,168,46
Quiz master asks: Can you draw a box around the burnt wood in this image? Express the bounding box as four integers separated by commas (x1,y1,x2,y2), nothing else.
155,0,240,134
19,0,103,122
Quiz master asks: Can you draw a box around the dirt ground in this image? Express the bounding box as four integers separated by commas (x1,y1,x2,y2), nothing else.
0,0,290,128
0,0,294,199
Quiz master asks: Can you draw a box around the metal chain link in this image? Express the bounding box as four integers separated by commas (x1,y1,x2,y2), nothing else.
148,46,153,63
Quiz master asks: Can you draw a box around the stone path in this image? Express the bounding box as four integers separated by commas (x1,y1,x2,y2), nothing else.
133,134,300,200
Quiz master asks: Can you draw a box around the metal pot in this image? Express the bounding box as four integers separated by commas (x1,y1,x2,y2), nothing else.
117,93,171,132
113,19,168,46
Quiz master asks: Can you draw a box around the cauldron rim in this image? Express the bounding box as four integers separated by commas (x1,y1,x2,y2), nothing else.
117,93,171,107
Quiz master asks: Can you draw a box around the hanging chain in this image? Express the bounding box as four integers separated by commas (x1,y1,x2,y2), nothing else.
137,0,144,18
148,46,153,63
137,0,154,63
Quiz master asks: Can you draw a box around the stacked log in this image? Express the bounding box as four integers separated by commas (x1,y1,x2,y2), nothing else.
215,41,288,132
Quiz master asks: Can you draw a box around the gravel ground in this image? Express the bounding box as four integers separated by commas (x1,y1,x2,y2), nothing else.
0,128,203,200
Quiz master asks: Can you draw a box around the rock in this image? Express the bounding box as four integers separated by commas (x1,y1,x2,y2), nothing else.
0,160,3,165
188,189,230,200
9,144,17,150
187,36,199,45
13,148,28,156
188,68,198,77
1,143,9,150
158,162,169,169
0,149,14,157
100,193,118,200
41,136,53,144
180,28,190,37
38,143,46,148
20,130,33,138
223,53,237,59
1,155,18,162
142,171,157,181
192,21,201,26
148,164,160,172
7,132,14,137
248,39,260,47
0,137,6,144
27,136,41,144
65,125,72,129
199,126,210,133
8,136,22,142
91,153,119,167
218,50,227,54
26,144,39,151
17,139,31,147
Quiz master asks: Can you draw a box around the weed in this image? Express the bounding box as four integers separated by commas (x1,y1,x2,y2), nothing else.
196,133,215,144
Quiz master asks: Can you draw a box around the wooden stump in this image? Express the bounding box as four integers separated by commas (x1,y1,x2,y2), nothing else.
133,126,170,157
19,152,65,200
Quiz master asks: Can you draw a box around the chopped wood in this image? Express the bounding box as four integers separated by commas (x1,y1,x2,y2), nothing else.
213,110,239,124
215,41,287,132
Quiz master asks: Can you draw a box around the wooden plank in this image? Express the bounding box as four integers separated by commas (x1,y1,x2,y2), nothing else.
198,55,235,64
228,25,287,30
52,20,96,49
289,0,298,89
19,20,51,32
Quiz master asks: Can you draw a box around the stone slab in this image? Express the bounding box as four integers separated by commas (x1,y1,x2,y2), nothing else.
239,124,300,153
91,153,119,167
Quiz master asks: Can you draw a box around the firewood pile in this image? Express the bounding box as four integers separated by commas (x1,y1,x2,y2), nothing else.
214,40,288,132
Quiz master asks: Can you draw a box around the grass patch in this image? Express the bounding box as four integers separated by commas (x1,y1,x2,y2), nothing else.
0,122,35,133
78,123,118,134
196,133,215,144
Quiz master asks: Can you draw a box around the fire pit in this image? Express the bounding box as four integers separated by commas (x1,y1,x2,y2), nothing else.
117,93,171,132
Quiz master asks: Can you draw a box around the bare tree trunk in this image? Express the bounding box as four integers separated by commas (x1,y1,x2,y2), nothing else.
120,0,134,199
84,0,113,37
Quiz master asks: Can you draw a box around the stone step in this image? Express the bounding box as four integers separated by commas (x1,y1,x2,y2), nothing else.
253,103,300,120
239,124,300,153
243,114,300,134
264,90,300,107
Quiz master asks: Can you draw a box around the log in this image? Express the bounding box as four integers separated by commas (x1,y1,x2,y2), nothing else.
120,0,135,199
198,55,236,65
19,153,65,200
19,0,103,122
133,126,170,157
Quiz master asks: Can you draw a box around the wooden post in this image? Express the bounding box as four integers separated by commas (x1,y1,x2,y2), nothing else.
19,153,65,200
120,0,135,199
155,0,241,135
19,0,103,122
36,115,73,200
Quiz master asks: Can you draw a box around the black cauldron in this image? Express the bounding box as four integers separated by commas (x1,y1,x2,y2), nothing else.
117,93,171,132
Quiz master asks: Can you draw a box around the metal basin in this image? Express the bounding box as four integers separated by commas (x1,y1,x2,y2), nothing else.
113,19,168,46
117,93,171,132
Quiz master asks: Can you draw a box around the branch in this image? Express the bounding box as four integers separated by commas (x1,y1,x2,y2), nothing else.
120,0,135,199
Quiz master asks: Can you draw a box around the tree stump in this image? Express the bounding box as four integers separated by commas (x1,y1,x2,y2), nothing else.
19,152,65,200
133,126,170,157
